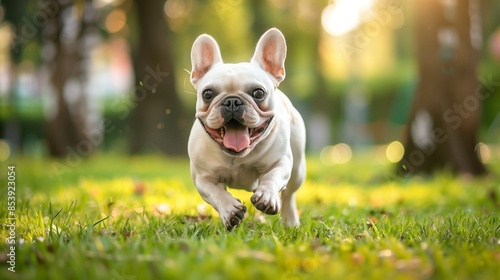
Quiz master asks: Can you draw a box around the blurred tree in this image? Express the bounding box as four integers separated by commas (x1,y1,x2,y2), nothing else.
249,0,268,36
397,0,487,176
1,0,27,155
129,0,188,155
43,0,102,157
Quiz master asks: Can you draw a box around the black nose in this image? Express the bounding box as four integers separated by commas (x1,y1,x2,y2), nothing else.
222,97,243,112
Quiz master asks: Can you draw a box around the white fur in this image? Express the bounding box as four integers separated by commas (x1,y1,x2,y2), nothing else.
188,28,306,229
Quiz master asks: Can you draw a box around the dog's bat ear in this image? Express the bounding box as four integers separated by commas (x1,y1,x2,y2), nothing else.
251,28,287,86
190,34,223,88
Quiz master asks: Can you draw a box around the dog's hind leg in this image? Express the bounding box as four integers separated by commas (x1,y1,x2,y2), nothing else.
280,158,305,227
281,189,299,227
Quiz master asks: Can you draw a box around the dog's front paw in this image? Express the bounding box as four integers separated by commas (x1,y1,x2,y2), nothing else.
221,200,247,230
251,189,281,215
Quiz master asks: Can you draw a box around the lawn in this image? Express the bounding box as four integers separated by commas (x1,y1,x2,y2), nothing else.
1,153,499,280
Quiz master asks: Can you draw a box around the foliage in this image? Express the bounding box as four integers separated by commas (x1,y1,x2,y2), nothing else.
0,155,499,279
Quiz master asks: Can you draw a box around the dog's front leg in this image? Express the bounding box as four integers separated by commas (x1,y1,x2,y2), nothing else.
251,157,293,215
194,177,247,230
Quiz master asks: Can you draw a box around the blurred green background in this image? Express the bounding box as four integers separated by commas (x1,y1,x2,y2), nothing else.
0,0,499,167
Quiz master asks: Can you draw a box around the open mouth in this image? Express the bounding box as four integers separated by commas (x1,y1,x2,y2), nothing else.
200,117,273,155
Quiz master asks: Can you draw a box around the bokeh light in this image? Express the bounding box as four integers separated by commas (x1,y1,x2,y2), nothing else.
320,143,353,165
0,139,11,161
489,28,500,62
93,0,117,8
386,141,404,163
476,142,491,163
164,0,190,20
105,9,126,33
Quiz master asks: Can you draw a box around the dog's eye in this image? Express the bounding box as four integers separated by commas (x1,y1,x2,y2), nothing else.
252,89,265,100
202,89,214,101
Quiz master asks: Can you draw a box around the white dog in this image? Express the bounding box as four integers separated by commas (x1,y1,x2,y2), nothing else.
188,28,306,230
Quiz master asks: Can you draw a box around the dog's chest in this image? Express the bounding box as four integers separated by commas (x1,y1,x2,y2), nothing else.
216,163,260,191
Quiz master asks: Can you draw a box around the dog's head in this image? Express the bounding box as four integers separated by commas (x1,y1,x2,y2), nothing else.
190,28,287,156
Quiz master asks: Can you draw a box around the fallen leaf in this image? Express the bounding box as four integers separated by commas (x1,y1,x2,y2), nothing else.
184,215,212,222
134,181,146,196
122,229,136,238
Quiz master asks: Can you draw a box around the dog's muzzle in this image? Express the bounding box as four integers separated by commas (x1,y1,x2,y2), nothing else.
200,118,272,155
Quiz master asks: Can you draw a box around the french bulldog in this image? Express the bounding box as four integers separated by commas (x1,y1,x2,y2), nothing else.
188,28,306,230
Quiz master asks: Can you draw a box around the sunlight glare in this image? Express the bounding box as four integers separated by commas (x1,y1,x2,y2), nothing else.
321,0,374,36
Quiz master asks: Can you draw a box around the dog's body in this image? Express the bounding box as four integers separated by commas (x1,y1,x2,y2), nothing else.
188,28,306,230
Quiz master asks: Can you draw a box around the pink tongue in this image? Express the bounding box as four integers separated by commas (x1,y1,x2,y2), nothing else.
223,127,250,152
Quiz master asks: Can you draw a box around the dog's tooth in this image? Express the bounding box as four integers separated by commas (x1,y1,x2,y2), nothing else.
219,128,225,138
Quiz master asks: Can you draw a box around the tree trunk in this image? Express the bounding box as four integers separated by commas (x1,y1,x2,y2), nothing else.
397,0,486,176
44,1,101,157
129,0,188,155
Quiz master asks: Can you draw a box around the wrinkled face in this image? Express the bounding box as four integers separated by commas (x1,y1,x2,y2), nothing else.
195,63,276,156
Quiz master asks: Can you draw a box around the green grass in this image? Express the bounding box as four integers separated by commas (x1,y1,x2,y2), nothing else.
1,154,499,280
